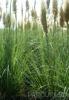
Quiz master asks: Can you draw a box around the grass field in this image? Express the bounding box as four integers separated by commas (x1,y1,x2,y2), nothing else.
0,26,69,99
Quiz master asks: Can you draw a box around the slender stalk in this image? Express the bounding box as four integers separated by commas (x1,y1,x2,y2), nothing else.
13,0,17,51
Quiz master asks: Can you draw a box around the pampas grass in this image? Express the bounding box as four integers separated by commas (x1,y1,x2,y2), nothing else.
0,0,69,99
59,6,64,37
60,7,64,28
62,0,69,24
51,0,58,35
41,1,48,34
52,0,58,22
62,0,69,47
3,13,11,28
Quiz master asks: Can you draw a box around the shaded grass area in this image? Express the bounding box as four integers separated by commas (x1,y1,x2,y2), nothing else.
0,27,69,99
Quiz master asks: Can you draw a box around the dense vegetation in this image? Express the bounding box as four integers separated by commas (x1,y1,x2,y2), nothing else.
0,26,69,100
0,0,69,99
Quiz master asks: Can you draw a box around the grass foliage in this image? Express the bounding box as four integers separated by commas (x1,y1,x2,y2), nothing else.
0,27,69,99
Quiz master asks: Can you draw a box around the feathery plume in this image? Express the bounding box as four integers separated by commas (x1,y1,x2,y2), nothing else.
59,7,64,27
41,1,48,34
52,0,58,22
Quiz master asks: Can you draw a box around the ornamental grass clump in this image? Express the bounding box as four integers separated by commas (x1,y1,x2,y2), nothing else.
41,1,49,60
41,1,55,95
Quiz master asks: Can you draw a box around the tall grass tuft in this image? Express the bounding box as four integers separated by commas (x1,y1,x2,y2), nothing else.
0,0,69,99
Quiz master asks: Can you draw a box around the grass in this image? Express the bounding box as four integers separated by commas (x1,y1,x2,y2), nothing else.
0,27,69,99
